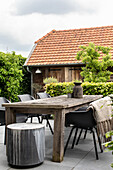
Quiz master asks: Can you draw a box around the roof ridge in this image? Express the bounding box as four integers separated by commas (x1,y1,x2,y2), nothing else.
55,25,113,33
26,25,113,66
35,29,56,44
34,25,113,44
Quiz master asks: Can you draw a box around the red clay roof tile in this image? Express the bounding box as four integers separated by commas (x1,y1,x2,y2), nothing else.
25,25,113,66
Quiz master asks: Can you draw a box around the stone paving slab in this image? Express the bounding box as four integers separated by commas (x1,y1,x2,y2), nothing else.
0,119,113,170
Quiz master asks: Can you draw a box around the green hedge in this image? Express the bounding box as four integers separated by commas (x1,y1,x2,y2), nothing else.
46,82,74,97
45,82,113,97
82,82,113,96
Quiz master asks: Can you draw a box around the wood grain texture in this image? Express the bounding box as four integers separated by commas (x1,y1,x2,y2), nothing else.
5,107,16,154
53,109,65,162
3,95,103,109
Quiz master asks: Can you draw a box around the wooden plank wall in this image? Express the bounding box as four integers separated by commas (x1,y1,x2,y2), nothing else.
68,67,82,82
47,66,82,82
48,67,65,82
33,66,82,84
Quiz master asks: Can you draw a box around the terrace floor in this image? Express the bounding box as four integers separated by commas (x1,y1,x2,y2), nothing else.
0,118,113,170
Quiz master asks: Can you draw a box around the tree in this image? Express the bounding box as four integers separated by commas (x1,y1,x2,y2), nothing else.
76,43,113,82
0,51,30,101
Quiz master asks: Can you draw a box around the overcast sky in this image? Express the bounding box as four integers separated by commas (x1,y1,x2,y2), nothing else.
0,0,113,57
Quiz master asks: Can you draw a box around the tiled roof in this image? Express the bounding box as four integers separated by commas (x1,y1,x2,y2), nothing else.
25,25,113,66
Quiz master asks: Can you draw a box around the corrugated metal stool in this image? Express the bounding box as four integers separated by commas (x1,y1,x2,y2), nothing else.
7,123,45,167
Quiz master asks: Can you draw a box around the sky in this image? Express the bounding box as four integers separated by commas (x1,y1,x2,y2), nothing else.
0,0,113,58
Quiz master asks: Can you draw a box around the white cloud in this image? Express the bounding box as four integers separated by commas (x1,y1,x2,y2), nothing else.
12,0,97,15
0,0,113,57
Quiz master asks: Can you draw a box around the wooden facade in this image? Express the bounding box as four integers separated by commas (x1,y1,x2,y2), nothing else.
31,65,83,95
33,66,83,83
30,64,113,96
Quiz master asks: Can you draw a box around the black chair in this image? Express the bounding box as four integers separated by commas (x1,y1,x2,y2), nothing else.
0,97,28,144
37,92,54,135
17,94,41,123
37,92,51,99
0,97,10,126
64,106,103,160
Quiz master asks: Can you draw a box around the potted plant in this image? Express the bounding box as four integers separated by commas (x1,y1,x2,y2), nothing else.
74,79,82,84
43,77,58,84
32,83,43,98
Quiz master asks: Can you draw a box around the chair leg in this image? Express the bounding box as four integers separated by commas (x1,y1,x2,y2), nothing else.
71,128,78,149
84,129,87,139
45,117,54,135
46,115,52,127
30,117,33,123
64,126,75,155
76,129,83,145
95,127,103,153
40,116,44,123
4,125,6,145
46,116,49,127
91,129,99,160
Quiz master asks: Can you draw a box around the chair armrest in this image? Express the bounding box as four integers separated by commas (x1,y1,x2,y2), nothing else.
69,111,87,114
77,106,88,111
69,107,93,114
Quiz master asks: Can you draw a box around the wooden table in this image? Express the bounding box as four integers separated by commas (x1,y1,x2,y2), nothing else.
3,95,102,162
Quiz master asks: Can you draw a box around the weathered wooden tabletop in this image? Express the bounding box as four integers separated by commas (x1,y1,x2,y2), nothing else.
3,95,103,109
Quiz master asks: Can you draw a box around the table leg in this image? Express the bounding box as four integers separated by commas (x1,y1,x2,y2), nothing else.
5,108,16,153
52,109,65,162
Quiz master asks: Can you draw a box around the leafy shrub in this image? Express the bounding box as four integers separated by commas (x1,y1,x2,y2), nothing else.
75,43,113,82
103,131,113,168
43,77,58,84
45,82,74,97
82,82,113,96
0,51,31,102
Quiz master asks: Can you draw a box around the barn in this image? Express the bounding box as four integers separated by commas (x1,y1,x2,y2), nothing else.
24,25,113,94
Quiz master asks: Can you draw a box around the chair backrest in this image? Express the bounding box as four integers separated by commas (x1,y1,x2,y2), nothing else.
17,94,35,102
65,107,96,129
0,97,10,110
0,97,10,125
37,92,51,99
0,97,28,125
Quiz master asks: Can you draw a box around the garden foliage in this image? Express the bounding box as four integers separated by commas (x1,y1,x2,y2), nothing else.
45,82,113,97
104,131,113,168
46,82,74,97
0,51,30,101
43,76,58,84
76,43,113,82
